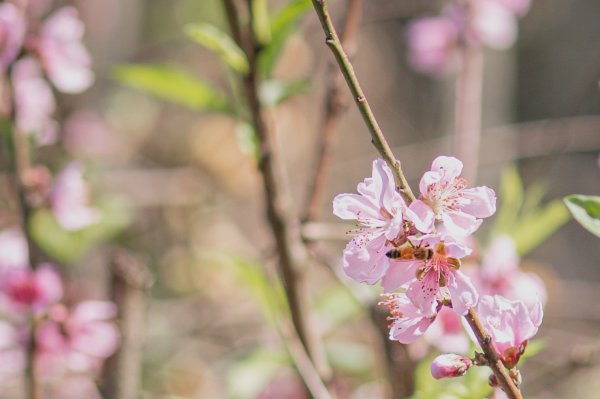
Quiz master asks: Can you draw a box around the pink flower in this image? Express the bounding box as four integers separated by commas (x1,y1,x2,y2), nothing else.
430,353,472,379
37,6,93,93
471,235,547,308
0,320,25,384
384,235,477,316
470,0,518,50
1,263,63,311
406,16,459,74
0,2,25,72
50,162,100,231
0,228,28,269
333,159,407,285
36,301,119,377
380,293,437,344
408,156,496,238
424,306,470,354
471,295,543,368
11,57,57,144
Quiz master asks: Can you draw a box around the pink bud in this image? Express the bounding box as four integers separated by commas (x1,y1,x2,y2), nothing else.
430,353,472,379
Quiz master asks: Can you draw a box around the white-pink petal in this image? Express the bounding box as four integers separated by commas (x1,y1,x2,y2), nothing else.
342,234,390,285
382,260,420,292
431,156,463,181
447,270,479,316
461,186,497,218
407,200,435,233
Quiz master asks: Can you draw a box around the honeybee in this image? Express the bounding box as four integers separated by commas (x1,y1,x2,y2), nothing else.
385,244,433,261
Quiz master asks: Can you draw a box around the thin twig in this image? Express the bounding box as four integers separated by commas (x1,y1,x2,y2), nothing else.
453,41,484,183
304,0,364,221
102,250,153,399
8,126,40,399
309,2,523,398
464,308,523,399
221,0,332,383
310,0,416,204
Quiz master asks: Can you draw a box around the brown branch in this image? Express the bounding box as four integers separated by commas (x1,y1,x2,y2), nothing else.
102,250,153,399
464,308,523,399
221,0,331,384
8,127,41,399
304,0,364,221
310,0,416,204
371,305,416,399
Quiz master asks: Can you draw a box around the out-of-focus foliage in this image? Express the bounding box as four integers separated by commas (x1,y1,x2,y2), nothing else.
30,199,132,264
491,166,570,255
185,23,249,74
564,195,600,238
259,0,312,78
112,64,232,113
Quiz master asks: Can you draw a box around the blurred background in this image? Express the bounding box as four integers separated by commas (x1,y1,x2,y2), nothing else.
3,0,600,398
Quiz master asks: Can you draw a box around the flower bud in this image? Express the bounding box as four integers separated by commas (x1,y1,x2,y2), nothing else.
430,354,472,379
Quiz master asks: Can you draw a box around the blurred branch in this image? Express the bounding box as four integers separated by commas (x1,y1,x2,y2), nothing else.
310,0,416,204
304,0,364,221
102,250,153,399
7,123,41,399
370,305,416,399
222,0,332,387
464,308,523,399
526,341,600,395
453,43,484,183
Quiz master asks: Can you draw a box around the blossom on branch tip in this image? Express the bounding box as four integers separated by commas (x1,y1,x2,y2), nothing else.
430,353,472,379
470,235,547,308
11,57,57,143
36,301,119,377
380,293,437,344
333,159,408,285
0,3,25,72
0,263,63,311
37,6,93,93
408,155,496,238
404,236,479,315
469,295,543,368
51,162,100,231
406,16,459,74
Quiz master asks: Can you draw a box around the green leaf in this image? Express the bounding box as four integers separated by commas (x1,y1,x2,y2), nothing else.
234,121,260,160
259,79,309,106
251,0,272,46
258,0,311,78
112,64,231,112
30,199,132,264
512,200,571,255
492,166,524,237
564,194,600,238
185,23,249,74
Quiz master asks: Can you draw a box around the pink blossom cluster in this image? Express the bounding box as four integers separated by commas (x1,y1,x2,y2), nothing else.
406,0,531,74
0,1,93,143
333,156,544,383
0,229,119,395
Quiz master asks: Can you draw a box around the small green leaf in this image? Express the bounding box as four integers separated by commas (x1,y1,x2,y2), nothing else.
112,64,231,112
251,0,272,46
564,194,600,238
513,200,571,255
521,339,547,361
258,0,311,78
259,79,309,106
185,23,249,74
492,166,524,237
30,199,132,264
234,121,260,160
